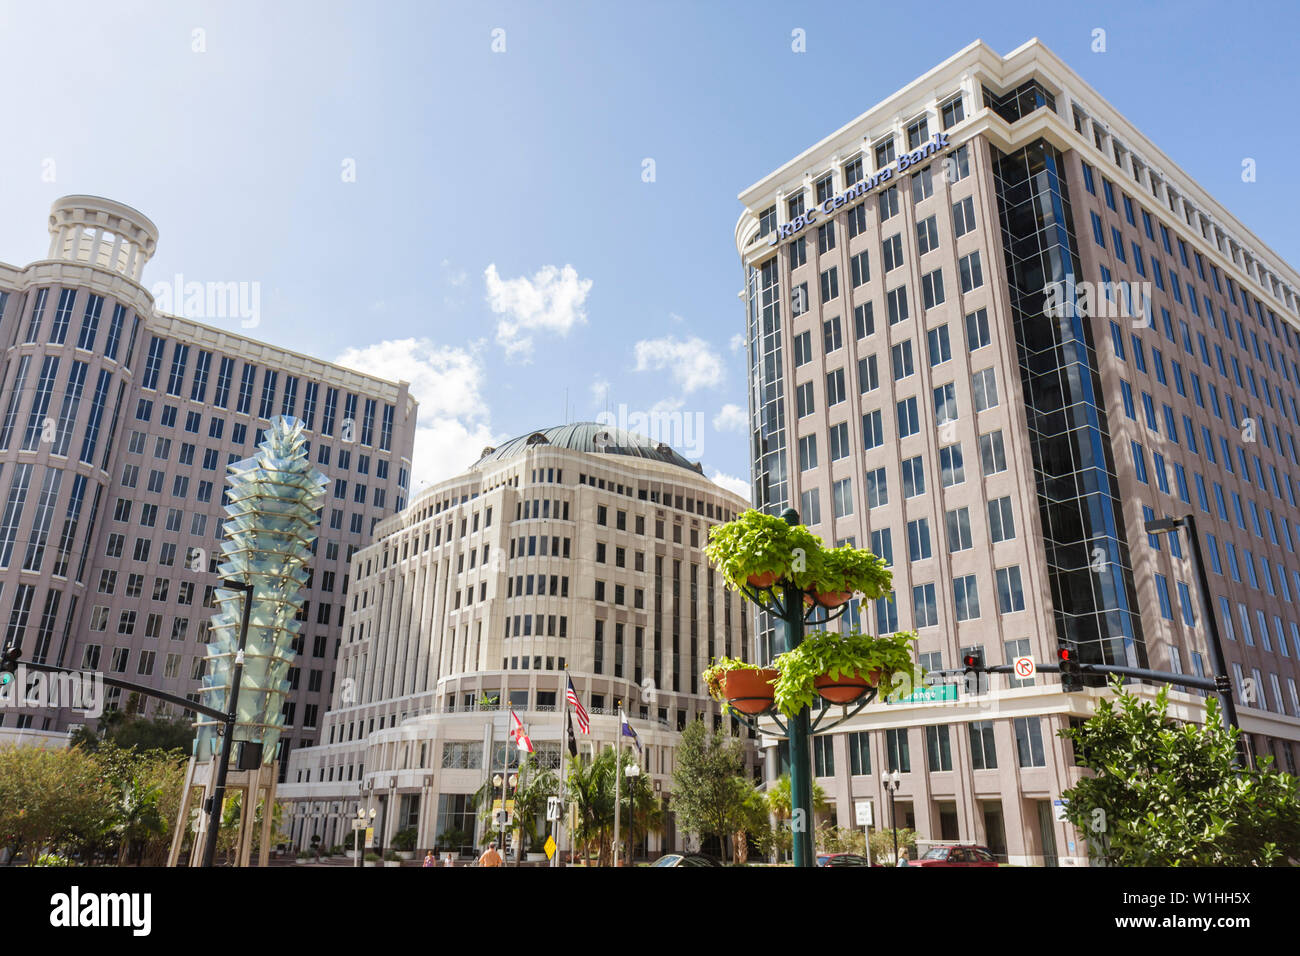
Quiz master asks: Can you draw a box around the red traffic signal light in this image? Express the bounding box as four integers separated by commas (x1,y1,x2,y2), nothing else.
1058,646,1080,691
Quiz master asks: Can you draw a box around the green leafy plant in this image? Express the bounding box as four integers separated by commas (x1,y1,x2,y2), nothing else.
1059,677,1300,866
793,544,892,600
771,629,919,717
363,851,382,863
705,510,822,602
870,827,918,864
391,827,418,851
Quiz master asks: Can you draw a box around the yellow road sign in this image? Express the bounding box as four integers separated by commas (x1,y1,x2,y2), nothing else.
544,835,556,859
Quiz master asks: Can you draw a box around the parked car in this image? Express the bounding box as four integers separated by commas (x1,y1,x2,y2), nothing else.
907,845,999,867
650,853,723,867
815,853,871,867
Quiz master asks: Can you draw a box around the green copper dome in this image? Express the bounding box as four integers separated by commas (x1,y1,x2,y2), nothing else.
473,422,703,474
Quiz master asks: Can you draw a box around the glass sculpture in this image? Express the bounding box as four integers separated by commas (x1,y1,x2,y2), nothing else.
194,416,328,764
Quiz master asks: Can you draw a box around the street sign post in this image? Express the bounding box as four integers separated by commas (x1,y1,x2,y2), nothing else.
854,800,873,826
855,800,873,867
544,835,556,859
546,796,561,821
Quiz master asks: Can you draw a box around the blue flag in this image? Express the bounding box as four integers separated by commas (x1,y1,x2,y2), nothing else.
619,708,642,754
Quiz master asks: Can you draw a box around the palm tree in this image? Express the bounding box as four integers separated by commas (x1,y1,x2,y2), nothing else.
766,774,830,862
566,748,616,866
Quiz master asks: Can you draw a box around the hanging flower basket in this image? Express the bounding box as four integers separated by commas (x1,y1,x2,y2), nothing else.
814,668,881,704
721,668,779,715
704,510,823,605
771,630,920,718
803,590,853,609
704,657,777,716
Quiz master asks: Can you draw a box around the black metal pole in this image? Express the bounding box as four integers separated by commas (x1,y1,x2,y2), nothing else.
1178,514,1241,738
889,785,898,864
200,580,254,868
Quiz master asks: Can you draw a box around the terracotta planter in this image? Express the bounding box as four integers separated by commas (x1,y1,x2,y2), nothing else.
803,590,853,608
814,668,881,704
746,571,780,588
722,668,779,714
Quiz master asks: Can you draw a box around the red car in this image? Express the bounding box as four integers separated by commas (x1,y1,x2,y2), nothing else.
907,845,999,867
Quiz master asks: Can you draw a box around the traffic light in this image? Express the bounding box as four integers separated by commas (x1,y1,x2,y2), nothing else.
961,649,985,695
0,644,19,686
1058,646,1080,692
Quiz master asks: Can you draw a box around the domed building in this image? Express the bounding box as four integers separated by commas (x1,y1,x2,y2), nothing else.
280,423,755,859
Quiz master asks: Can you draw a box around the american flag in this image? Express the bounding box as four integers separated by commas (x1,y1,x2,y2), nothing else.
566,674,589,734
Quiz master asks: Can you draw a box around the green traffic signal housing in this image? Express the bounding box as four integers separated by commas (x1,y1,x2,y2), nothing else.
0,644,20,686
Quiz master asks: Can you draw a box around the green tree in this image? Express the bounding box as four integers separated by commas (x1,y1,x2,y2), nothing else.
1060,677,1300,866
0,745,115,864
567,747,618,866
671,719,751,861
69,710,193,754
736,781,774,863
765,773,829,863
94,745,188,865
869,827,917,864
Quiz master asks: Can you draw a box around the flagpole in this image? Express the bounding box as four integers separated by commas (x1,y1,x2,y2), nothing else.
553,670,565,869
613,732,622,868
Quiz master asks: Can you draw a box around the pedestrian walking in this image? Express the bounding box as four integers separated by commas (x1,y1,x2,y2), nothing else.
422,851,435,867
478,841,503,867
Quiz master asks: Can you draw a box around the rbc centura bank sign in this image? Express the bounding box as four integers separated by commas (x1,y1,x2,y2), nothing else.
768,131,955,246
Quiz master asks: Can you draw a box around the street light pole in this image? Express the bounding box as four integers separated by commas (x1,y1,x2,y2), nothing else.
1174,514,1241,735
200,579,253,869
1144,514,1243,762
882,771,900,865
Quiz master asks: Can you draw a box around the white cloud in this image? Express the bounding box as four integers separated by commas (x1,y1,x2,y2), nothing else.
484,263,593,361
712,403,747,432
709,470,751,500
335,337,501,488
729,333,746,353
590,378,611,407
633,335,724,392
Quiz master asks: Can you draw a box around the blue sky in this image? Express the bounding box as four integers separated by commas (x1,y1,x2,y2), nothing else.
2,0,1297,495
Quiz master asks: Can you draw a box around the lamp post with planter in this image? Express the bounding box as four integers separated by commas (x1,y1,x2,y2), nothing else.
703,507,915,869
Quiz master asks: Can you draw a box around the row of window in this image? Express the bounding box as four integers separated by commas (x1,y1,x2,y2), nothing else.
811,715,1048,777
